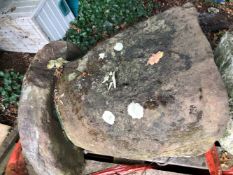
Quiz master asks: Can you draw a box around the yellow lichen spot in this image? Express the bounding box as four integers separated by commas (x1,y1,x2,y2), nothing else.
47,58,68,69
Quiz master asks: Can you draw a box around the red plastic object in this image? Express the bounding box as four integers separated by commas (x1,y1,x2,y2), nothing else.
91,165,152,175
6,141,233,175
223,168,233,175
205,145,222,175
5,142,28,175
205,145,233,175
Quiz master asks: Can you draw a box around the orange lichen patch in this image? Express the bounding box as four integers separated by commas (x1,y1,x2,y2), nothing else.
147,51,164,65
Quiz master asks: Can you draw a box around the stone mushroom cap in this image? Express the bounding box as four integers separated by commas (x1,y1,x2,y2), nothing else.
55,4,230,160
18,42,85,175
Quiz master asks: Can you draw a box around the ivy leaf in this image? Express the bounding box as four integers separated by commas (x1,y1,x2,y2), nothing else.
0,71,4,77
0,70,23,107
64,0,157,52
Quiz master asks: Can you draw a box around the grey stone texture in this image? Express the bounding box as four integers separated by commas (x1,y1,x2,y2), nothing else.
55,4,229,160
18,41,85,175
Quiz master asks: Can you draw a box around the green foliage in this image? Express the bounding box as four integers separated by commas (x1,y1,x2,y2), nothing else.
65,0,157,52
0,70,23,108
204,0,231,4
203,0,218,5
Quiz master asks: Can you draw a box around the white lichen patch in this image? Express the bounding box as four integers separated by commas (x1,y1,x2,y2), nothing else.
99,53,106,59
102,111,115,125
114,42,123,51
68,72,77,81
77,57,88,72
21,85,32,101
112,71,116,88
60,93,65,98
102,71,117,90
108,82,113,91
102,74,110,84
127,102,144,119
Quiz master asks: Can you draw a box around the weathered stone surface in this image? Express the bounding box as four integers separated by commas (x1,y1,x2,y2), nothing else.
215,31,233,155
56,4,230,160
198,13,230,33
18,41,85,175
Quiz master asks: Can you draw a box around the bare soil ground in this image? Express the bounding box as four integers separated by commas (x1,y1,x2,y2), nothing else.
0,52,34,126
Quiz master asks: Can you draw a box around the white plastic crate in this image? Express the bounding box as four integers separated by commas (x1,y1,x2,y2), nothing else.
0,0,74,53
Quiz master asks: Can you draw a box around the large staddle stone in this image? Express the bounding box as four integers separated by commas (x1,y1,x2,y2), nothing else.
55,4,230,160
18,42,85,175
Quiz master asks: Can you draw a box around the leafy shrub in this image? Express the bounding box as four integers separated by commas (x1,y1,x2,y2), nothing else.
204,0,229,4
0,70,23,108
65,0,157,52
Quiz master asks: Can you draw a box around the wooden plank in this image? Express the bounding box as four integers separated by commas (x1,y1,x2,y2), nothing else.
0,126,19,164
0,124,10,146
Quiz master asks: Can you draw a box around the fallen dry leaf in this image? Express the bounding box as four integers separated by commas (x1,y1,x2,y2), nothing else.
147,51,164,65
70,24,81,33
